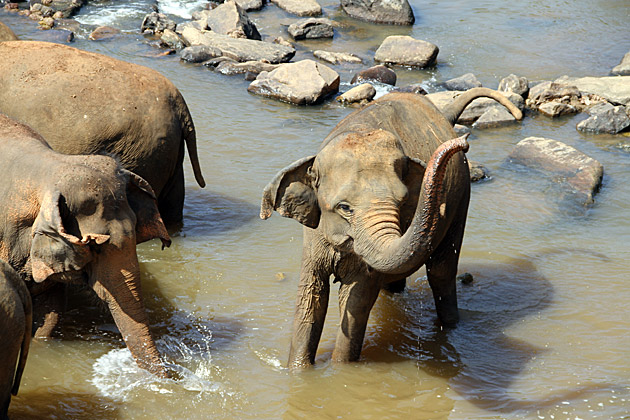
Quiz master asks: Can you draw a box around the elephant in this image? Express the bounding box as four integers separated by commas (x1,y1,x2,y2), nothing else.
0,260,31,420
261,88,523,368
0,113,172,377
0,40,205,226
0,21,17,42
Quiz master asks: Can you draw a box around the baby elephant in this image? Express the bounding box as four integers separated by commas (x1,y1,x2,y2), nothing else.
0,260,31,420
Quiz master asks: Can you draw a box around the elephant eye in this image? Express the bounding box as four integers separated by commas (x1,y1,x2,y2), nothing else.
335,202,353,217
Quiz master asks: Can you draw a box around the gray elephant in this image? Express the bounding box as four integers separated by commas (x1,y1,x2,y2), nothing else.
0,21,17,42
0,113,171,377
0,40,205,226
0,260,31,420
261,88,522,368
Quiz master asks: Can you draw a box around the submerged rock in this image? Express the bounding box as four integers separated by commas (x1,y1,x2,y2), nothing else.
374,35,438,68
287,18,334,40
508,137,604,205
271,0,322,16
611,52,630,76
248,59,340,105
340,0,414,25
313,50,362,65
443,73,482,91
351,65,396,86
576,102,630,134
336,83,376,105
205,0,261,40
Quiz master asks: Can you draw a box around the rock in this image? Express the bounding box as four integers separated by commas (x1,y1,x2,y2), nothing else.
180,45,223,63
351,65,396,86
271,0,321,16
287,18,334,40
215,60,279,76
313,50,362,65
89,26,120,41
41,28,74,43
467,161,488,182
374,35,438,68
39,16,55,29
235,0,265,11
202,56,238,68
538,102,577,117
567,76,630,106
273,36,293,48
508,137,604,205
248,59,340,105
206,0,261,40
161,28,186,49
141,12,176,35
394,83,428,95
336,83,376,104
443,73,482,91
181,26,295,63
576,102,630,134
175,20,205,35
498,74,529,98
341,0,414,25
472,106,518,129
611,52,630,76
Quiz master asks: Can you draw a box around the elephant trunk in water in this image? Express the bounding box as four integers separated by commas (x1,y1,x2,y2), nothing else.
353,135,470,275
90,244,167,378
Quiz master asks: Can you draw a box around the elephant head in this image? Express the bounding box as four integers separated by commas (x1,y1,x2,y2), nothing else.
261,128,469,274
28,155,171,377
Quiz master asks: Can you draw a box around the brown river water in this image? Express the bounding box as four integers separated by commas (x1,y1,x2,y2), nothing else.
1,0,629,418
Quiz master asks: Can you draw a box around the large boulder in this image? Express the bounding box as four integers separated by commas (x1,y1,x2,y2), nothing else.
611,52,630,76
248,59,340,105
442,73,482,91
340,0,414,25
525,81,602,115
0,21,18,41
287,18,334,40
566,76,630,106
351,64,396,86
508,137,604,205
374,35,438,68
181,26,295,63
576,102,630,134
271,0,322,16
205,0,261,40
313,50,362,64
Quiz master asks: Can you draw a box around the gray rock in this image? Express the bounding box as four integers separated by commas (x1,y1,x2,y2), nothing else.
271,0,321,16
508,137,604,205
202,56,238,68
468,161,488,182
175,20,205,35
313,50,362,65
216,60,279,76
576,102,630,134
443,73,482,91
351,64,396,85
472,106,517,129
180,45,223,63
235,0,265,11
141,12,176,35
288,18,334,40
457,272,474,284
341,0,414,25
41,28,74,43
161,28,186,49
273,36,293,48
498,74,529,98
181,26,295,63
336,83,376,104
568,76,630,106
248,59,340,105
394,84,428,95
453,124,470,136
538,102,577,117
374,36,438,68
89,25,120,41
526,80,609,113
206,0,261,40
611,52,630,76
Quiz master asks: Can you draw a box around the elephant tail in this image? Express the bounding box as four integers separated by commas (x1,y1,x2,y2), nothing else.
180,97,206,188
442,87,523,126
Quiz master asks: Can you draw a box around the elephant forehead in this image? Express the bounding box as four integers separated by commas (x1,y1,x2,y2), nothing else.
335,129,400,152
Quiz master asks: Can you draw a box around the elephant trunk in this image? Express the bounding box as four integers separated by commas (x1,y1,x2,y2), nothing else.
90,247,167,378
354,135,469,275
442,87,523,126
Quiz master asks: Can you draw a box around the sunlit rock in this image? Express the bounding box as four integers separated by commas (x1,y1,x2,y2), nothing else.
498,73,529,98
336,83,376,105
611,52,630,76
374,35,438,68
473,106,518,129
271,0,322,16
351,64,396,86
443,73,482,91
576,102,630,134
205,0,261,40
341,0,414,25
287,18,334,40
313,50,362,65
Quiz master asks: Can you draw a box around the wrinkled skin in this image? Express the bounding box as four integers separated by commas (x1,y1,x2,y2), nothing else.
0,21,17,42
0,41,205,225
0,114,171,377
0,260,31,420
261,90,522,368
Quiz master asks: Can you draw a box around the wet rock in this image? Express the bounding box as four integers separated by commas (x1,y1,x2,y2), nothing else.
508,137,604,205
611,52,630,76
235,0,265,11
273,36,293,48
202,56,238,68
576,102,630,134
42,28,74,43
472,106,518,129
374,35,438,68
394,84,428,95
215,60,279,76
0,21,18,41
205,0,261,40
336,83,376,105
341,0,414,25
567,76,630,106
89,26,120,41
248,59,340,105
443,73,482,91
271,0,322,16
161,28,186,49
180,45,223,63
4,3,19,10
175,20,205,35
457,272,474,284
538,102,577,117
39,16,55,29
313,50,362,65
28,0,84,19
468,161,488,182
351,65,396,86
181,26,295,63
287,18,334,40
498,74,529,98
141,12,176,35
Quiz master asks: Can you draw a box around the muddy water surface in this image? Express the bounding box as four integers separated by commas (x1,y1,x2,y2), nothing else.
1,1,629,419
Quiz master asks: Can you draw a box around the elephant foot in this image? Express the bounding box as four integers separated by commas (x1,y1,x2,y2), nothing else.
434,294,459,328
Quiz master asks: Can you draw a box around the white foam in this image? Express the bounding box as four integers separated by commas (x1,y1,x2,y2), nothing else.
157,0,207,19
74,3,147,27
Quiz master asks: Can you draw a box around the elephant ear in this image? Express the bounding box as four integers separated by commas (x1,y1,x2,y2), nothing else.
30,190,94,283
260,155,320,229
123,170,172,248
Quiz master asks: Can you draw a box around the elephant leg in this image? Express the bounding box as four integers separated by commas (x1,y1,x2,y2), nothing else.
382,277,406,293
157,161,185,227
425,215,467,327
33,283,64,339
332,273,380,363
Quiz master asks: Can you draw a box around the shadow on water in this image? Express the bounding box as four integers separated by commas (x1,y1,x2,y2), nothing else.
9,390,119,420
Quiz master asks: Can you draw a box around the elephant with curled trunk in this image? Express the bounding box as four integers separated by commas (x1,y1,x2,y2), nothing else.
0,40,205,226
0,260,31,420
0,114,171,377
261,88,522,368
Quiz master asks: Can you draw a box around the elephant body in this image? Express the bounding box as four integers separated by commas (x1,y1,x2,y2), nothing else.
0,260,31,420
0,113,171,377
262,89,522,367
0,41,205,225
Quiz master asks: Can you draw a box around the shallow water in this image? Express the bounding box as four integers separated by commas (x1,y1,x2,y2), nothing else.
1,0,630,419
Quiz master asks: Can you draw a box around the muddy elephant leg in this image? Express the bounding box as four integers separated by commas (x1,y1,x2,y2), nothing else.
157,162,185,227
382,277,406,293
332,273,381,362
33,283,64,339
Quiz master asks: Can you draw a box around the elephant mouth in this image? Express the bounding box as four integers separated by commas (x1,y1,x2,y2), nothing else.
333,236,354,252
